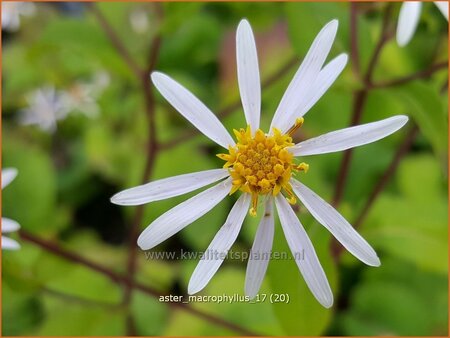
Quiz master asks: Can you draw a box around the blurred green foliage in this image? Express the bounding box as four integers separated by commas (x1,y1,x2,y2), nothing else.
2,2,448,336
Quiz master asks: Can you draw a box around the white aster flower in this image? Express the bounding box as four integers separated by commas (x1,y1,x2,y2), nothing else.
61,72,110,119
2,168,20,250
396,1,448,47
129,9,150,34
1,1,35,32
19,86,68,133
112,19,408,307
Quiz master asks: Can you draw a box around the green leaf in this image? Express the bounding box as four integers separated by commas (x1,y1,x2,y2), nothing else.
364,154,448,274
37,296,125,335
285,2,348,56
44,264,122,304
391,82,448,162
36,17,132,78
2,285,44,336
338,257,448,335
2,136,61,232
131,291,170,335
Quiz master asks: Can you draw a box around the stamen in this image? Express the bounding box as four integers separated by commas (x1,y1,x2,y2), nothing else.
249,193,259,217
287,117,305,136
217,123,308,214
294,162,309,173
284,186,297,205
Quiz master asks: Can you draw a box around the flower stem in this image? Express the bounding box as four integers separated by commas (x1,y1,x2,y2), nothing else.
19,230,259,336
333,3,394,207
88,4,143,78
370,61,448,89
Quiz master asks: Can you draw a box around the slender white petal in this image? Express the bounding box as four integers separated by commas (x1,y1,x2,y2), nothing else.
275,195,333,308
188,193,250,294
289,115,408,156
298,53,348,119
2,236,20,250
270,20,338,133
434,1,449,20
245,198,274,299
291,180,380,267
280,53,348,131
111,169,229,206
2,168,18,189
151,72,235,149
396,2,423,47
2,218,20,233
236,19,261,133
137,178,232,250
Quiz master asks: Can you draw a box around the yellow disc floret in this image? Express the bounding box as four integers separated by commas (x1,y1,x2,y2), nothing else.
217,119,308,216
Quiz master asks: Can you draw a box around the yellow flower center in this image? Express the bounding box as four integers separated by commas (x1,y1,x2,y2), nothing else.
217,118,308,216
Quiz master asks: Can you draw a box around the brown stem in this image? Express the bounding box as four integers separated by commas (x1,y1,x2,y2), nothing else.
89,3,163,334
42,287,122,309
333,3,393,207
370,61,448,89
160,56,299,150
122,5,163,335
332,89,368,206
364,3,394,86
353,125,419,228
19,230,259,336
88,4,143,78
332,125,419,259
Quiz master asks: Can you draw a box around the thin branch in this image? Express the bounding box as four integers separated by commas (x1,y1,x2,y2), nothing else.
353,124,419,228
87,4,161,334
88,4,143,78
122,4,163,335
19,230,259,336
160,55,299,150
364,3,394,86
42,287,122,310
332,125,419,259
332,89,368,206
333,3,394,207
370,61,448,89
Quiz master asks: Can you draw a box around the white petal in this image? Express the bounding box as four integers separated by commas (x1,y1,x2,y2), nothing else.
2,236,20,250
137,178,232,250
2,218,20,233
275,195,333,308
2,168,18,189
434,1,449,20
111,169,229,206
188,193,250,294
396,2,422,47
151,72,235,149
245,197,274,299
298,53,348,119
236,19,261,133
289,115,408,156
291,180,380,267
270,20,338,133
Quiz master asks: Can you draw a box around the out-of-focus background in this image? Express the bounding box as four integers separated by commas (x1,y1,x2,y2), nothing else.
1,1,448,336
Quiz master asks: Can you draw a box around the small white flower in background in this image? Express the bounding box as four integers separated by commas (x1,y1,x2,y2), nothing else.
2,168,20,250
19,74,109,132
112,19,408,307
396,1,449,47
1,2,35,32
61,72,110,119
19,86,68,133
129,9,150,34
